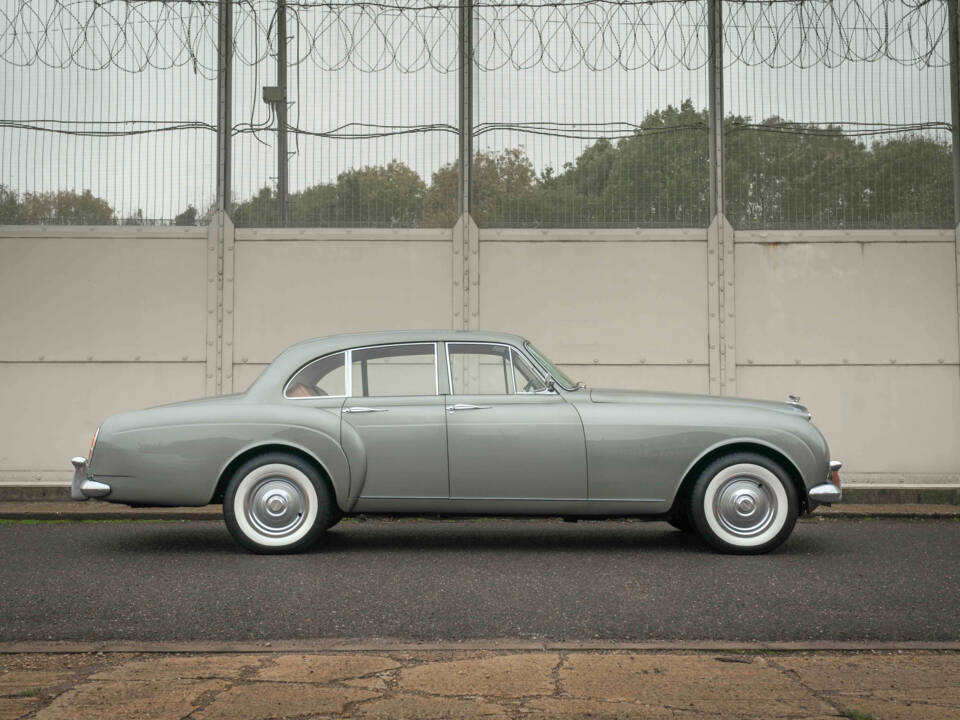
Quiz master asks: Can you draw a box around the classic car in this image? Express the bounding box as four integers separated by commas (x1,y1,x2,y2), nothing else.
71,330,841,554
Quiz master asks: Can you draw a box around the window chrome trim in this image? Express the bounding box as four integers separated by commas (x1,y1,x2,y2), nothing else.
523,340,576,391
445,341,548,396
284,342,440,400
347,341,440,399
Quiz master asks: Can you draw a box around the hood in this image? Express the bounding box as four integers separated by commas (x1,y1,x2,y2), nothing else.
589,388,811,419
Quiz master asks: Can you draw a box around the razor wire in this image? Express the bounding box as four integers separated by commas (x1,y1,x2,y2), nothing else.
0,0,948,75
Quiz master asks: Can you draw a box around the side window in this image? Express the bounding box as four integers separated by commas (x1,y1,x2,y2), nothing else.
351,344,437,397
512,350,547,393
448,343,513,395
286,352,345,398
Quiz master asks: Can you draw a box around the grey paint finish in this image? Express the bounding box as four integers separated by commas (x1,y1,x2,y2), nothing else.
81,330,833,517
576,389,826,513
446,393,587,503
345,395,449,500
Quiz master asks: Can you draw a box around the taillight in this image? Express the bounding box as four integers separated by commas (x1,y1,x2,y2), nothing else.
87,427,100,465
829,460,842,488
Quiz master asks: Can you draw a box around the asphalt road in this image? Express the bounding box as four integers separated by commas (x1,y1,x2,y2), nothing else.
1,517,958,642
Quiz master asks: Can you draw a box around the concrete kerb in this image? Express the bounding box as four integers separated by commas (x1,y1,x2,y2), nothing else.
2,639,960,654
1,500,959,521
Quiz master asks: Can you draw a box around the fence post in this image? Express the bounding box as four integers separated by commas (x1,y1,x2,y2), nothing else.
706,0,735,396
209,0,235,396
458,0,473,217
216,0,233,215
275,0,289,226
453,0,479,332
950,0,960,384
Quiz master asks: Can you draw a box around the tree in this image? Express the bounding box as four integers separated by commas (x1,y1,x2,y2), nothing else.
17,189,114,225
422,149,538,227
326,161,425,227
0,185,21,223
174,205,199,226
232,187,276,227
865,136,952,228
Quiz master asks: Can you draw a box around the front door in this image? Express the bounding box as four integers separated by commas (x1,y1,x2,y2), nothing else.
342,343,448,502
444,342,587,503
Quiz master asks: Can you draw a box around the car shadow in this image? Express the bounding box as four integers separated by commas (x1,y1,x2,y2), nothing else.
92,518,830,558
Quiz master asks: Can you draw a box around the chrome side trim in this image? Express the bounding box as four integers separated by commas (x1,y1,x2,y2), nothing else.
809,482,842,504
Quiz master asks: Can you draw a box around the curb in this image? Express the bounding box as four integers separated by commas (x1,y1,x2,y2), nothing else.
1,505,959,521
2,639,960,654
2,485,959,505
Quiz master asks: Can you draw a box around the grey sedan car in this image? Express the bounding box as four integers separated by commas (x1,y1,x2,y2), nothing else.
71,330,841,554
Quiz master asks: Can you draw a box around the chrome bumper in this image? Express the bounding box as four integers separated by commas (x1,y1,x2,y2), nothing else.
808,460,842,506
70,457,111,501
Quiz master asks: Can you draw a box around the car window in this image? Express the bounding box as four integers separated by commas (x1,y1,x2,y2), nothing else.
351,344,437,397
449,342,544,395
511,349,548,393
285,352,345,398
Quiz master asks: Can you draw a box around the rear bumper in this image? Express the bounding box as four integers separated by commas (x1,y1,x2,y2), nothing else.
808,460,842,506
70,457,111,501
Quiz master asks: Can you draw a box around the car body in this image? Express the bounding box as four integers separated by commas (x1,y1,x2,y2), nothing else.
72,330,841,553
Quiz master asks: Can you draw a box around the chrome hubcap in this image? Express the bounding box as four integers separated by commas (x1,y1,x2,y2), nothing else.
245,476,307,537
713,475,776,538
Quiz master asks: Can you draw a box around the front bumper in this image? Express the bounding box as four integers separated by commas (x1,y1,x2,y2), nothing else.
70,457,111,501
808,460,842,506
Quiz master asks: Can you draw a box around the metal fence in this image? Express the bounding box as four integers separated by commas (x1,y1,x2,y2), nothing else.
1,0,956,229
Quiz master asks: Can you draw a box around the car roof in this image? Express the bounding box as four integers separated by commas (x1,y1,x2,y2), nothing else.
245,330,530,399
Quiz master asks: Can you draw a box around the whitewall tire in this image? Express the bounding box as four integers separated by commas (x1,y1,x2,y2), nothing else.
691,452,798,554
223,452,334,554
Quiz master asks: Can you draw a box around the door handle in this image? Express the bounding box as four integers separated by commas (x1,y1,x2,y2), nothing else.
342,406,388,413
446,403,492,412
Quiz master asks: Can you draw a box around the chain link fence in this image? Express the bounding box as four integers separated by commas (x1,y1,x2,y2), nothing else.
0,0,955,229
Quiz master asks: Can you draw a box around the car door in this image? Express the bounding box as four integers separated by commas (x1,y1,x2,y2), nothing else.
444,342,587,506
342,343,448,507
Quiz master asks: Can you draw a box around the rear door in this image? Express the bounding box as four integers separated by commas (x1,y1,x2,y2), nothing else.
444,342,587,502
342,343,448,502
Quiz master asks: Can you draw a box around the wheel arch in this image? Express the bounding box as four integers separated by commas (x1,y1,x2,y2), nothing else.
668,440,808,518
211,442,341,509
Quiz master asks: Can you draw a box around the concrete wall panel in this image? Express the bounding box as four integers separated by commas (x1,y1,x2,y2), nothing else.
738,365,960,476
736,241,959,365
562,364,709,395
480,241,708,365
0,363,206,477
234,240,453,364
0,233,207,361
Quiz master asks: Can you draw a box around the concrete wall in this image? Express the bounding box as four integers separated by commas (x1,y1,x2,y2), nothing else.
1,220,958,488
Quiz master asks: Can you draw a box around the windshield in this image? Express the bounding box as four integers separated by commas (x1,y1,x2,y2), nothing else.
524,341,578,390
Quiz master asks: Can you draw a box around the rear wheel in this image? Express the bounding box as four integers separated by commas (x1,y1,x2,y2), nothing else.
223,452,334,554
690,452,798,554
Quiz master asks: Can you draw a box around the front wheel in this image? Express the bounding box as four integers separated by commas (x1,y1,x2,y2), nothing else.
690,452,798,555
223,452,334,554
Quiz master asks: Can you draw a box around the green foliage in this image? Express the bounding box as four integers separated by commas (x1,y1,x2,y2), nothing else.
233,100,955,230
1,187,115,225
3,103,955,230
174,205,199,226
233,161,427,228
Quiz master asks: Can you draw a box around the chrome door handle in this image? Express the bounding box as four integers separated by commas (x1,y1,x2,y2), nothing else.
446,403,492,412
342,406,388,413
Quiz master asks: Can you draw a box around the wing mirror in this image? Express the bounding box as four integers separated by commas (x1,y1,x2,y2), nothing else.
545,377,557,392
